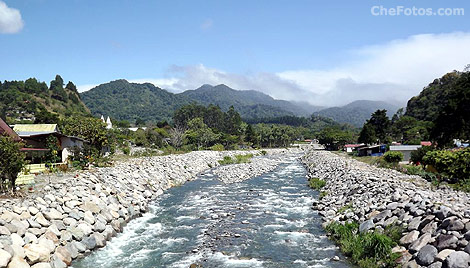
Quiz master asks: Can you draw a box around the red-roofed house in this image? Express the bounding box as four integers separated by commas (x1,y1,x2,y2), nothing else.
344,143,366,153
421,141,432,146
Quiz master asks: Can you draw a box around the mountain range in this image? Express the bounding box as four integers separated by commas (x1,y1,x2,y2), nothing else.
80,79,399,126
314,100,400,127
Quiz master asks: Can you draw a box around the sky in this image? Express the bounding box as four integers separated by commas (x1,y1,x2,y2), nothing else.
1,0,469,107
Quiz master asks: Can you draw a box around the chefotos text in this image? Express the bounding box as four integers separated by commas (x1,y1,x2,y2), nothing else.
371,5,464,16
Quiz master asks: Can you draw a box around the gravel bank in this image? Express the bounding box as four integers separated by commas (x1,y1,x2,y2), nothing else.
302,149,470,268
0,149,294,268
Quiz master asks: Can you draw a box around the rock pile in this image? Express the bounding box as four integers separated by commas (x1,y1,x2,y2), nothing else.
302,150,470,268
213,149,294,183
0,149,290,268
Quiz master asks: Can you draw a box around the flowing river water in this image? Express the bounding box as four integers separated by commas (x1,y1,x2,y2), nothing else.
72,154,351,268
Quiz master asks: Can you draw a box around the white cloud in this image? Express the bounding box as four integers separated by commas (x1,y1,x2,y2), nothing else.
78,32,470,107
0,1,24,34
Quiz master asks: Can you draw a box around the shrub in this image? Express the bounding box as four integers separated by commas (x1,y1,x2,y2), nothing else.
260,150,267,155
410,146,435,165
423,148,470,183
0,136,26,191
326,222,401,268
383,151,403,164
308,177,326,190
210,144,224,151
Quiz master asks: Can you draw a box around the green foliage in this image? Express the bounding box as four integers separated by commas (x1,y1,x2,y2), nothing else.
410,146,435,165
319,191,328,199
0,135,25,190
218,154,253,165
260,150,267,155
0,76,89,124
308,177,326,190
45,135,61,163
430,71,470,146
326,222,401,268
318,126,355,150
210,144,224,151
338,203,353,213
383,151,403,163
423,148,470,183
184,117,220,149
359,109,391,144
59,116,109,156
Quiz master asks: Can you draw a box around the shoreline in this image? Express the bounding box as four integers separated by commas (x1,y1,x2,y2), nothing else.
0,148,296,268
301,149,470,268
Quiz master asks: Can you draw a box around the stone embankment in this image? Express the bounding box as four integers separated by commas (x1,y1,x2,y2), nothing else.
302,150,470,268
0,149,292,268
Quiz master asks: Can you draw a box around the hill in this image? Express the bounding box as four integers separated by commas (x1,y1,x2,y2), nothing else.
80,80,191,123
81,81,322,122
179,84,320,117
314,100,400,127
405,71,460,121
0,75,89,124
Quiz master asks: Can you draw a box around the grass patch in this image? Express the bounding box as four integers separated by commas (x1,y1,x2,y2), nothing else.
308,177,326,190
319,191,328,199
218,154,254,165
325,222,402,268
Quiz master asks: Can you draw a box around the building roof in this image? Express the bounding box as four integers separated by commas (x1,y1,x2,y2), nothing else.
421,141,432,146
344,144,365,148
13,124,59,137
0,118,21,141
390,145,422,151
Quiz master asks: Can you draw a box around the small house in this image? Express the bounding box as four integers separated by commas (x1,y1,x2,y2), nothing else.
12,124,86,163
389,145,422,162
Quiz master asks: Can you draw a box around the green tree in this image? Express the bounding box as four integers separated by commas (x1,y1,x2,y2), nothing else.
0,136,25,190
358,124,377,144
224,106,242,135
431,71,470,147
184,118,220,149
60,116,109,156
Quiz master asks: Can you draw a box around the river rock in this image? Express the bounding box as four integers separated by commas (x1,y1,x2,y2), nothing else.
445,251,470,268
7,256,29,268
0,249,12,268
416,245,438,266
359,219,374,233
24,244,50,264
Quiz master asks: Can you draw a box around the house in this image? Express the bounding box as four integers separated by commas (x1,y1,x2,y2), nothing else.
12,124,86,163
0,118,21,141
344,143,366,153
421,141,432,146
389,145,422,162
357,144,387,157
454,139,469,148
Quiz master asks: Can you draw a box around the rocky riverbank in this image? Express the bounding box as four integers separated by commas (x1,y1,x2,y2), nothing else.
0,149,294,268
302,150,470,268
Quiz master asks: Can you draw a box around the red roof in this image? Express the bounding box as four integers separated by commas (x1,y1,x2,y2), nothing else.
20,148,50,151
421,141,432,146
0,118,21,142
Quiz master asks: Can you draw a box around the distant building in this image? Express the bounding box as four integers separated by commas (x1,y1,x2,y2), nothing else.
357,144,387,157
389,145,422,162
12,124,86,163
128,127,147,132
101,115,113,129
420,141,432,146
344,143,366,153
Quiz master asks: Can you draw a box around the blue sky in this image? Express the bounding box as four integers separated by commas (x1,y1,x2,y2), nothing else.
1,0,469,106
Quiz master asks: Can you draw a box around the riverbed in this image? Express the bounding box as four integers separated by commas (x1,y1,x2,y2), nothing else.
72,154,350,268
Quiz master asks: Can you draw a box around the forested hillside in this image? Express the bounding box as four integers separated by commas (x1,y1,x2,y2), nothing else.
80,80,190,123
81,81,321,123
0,75,89,124
314,100,399,127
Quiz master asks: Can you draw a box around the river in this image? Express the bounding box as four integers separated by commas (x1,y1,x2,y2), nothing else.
72,154,350,268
